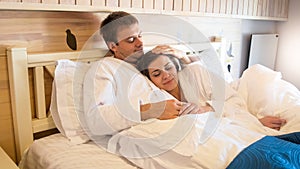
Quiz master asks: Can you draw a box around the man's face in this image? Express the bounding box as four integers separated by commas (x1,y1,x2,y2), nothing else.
110,23,144,64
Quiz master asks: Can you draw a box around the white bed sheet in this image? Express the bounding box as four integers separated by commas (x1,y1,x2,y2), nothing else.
19,133,137,169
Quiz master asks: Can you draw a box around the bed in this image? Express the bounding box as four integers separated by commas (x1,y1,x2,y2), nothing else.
7,46,300,169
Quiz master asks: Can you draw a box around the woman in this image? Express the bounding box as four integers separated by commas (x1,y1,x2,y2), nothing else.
138,51,215,115
136,51,300,169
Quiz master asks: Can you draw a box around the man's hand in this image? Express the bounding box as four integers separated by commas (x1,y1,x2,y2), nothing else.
259,116,286,130
151,45,192,64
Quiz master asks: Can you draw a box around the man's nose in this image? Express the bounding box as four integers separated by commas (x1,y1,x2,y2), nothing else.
135,36,143,46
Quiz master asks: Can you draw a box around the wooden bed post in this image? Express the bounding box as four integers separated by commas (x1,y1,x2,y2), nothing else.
7,48,34,162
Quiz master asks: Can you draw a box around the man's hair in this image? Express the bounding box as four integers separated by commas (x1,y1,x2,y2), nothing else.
136,51,182,80
100,11,139,44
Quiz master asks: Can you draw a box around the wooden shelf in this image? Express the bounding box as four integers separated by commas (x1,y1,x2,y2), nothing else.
0,0,289,21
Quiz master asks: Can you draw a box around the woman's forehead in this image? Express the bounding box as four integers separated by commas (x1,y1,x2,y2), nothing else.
148,55,171,69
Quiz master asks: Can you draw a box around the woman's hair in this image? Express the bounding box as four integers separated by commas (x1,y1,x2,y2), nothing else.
100,11,139,44
136,51,182,79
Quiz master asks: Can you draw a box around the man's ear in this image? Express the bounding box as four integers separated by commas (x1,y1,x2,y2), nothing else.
108,41,118,53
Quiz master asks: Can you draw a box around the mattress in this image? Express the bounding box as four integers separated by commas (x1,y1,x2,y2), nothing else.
19,133,137,169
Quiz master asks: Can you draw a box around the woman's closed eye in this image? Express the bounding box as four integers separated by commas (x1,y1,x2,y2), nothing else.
151,70,161,77
165,64,174,70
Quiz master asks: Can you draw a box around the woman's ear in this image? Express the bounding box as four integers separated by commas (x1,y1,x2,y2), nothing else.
108,41,118,53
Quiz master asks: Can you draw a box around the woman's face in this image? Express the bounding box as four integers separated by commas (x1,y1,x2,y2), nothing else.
148,55,179,92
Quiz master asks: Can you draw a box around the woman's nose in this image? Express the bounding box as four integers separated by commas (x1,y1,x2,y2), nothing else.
162,70,170,79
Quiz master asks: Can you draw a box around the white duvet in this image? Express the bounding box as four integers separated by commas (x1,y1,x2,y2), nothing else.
106,63,294,169
107,113,266,169
235,64,300,133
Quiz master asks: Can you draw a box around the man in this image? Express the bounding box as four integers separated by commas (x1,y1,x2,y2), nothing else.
83,11,202,136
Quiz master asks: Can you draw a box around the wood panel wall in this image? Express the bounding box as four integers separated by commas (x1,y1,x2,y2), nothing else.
0,10,241,163
0,10,102,162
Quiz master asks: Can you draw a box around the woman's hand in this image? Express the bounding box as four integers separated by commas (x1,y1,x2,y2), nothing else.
151,45,192,64
141,99,182,120
259,116,286,130
179,102,213,116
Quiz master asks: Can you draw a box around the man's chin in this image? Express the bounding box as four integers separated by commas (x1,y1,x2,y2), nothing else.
125,50,144,63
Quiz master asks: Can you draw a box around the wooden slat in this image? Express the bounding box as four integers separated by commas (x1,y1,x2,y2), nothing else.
59,0,75,5
190,0,199,12
132,0,142,8
26,49,106,67
44,65,55,78
173,0,182,11
119,0,130,8
33,66,46,119
42,0,57,4
143,0,153,9
199,0,206,13
106,0,118,7
232,0,238,15
154,0,163,10
248,0,254,15
243,0,249,15
164,0,173,11
214,0,221,13
238,0,244,15
32,116,56,133
91,0,105,6
206,0,213,13
268,0,275,17
76,0,91,6
7,48,33,162
273,0,279,18
22,0,40,3
253,0,259,16
257,0,263,16
0,0,20,2
281,0,289,18
226,0,233,14
182,0,191,11
220,0,227,14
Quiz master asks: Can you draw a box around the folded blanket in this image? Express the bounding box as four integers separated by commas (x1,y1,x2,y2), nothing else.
227,132,300,169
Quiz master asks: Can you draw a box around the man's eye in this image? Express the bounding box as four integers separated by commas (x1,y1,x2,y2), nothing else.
127,37,135,43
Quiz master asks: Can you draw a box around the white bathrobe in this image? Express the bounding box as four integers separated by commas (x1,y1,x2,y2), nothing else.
83,57,173,136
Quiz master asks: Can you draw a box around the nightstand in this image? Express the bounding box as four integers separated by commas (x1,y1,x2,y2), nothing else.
0,147,19,169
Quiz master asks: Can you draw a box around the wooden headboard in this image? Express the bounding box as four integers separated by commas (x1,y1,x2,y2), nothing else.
7,48,106,162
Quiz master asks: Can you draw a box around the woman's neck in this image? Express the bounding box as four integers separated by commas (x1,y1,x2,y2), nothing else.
169,85,181,101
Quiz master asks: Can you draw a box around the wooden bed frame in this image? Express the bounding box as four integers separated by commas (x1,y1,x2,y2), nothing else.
7,47,106,162
7,42,217,162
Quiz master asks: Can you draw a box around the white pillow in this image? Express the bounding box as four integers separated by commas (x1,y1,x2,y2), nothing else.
238,64,300,120
50,59,91,144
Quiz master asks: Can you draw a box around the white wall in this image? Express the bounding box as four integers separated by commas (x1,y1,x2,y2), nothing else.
240,20,277,76
276,0,300,89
